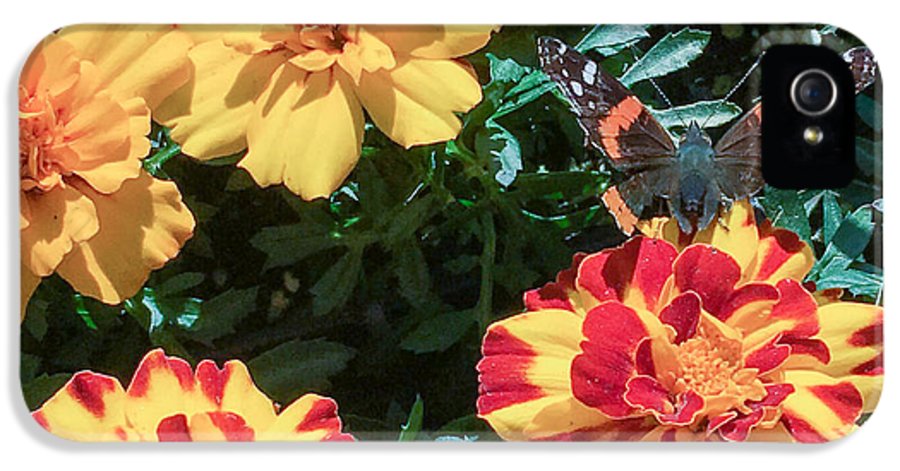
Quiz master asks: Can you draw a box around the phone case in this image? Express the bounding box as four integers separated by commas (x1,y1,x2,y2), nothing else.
19,24,882,443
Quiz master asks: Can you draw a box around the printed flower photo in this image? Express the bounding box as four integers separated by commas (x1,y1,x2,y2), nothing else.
20,24,881,442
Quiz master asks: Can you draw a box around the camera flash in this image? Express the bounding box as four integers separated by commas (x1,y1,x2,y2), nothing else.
803,125,824,145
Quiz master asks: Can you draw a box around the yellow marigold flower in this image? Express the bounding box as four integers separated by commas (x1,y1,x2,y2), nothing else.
32,349,354,442
477,201,881,442
156,25,494,200
19,25,196,313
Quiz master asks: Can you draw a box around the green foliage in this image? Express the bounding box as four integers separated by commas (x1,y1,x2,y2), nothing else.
398,395,424,441
247,339,356,404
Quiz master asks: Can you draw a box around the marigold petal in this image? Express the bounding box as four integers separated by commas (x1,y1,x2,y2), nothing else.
810,302,883,412
55,173,195,304
68,95,147,194
59,25,193,109
357,58,482,148
32,371,132,442
746,224,815,283
477,309,604,440
241,68,364,200
523,253,586,312
672,244,742,316
691,199,759,271
194,360,277,432
742,279,819,351
268,394,353,441
124,349,196,440
366,25,495,59
658,292,701,344
20,184,99,276
156,41,290,159
781,370,863,442
576,237,677,313
571,302,662,419
187,411,255,441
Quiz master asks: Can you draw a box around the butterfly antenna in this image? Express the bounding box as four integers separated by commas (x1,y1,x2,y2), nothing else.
628,44,689,130
700,51,765,129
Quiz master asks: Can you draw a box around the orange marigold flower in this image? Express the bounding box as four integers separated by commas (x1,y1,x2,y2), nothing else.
19,25,196,312
155,25,495,200
32,349,354,442
477,201,881,442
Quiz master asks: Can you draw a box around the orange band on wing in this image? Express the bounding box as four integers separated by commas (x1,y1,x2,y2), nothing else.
598,95,645,159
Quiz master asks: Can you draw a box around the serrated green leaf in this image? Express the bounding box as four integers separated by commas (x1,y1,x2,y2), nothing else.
856,136,877,177
248,339,356,404
652,100,742,130
310,247,363,316
400,310,476,354
620,28,711,86
398,395,424,441
575,24,650,55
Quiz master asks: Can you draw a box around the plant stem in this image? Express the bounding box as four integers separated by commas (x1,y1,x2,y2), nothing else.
476,211,496,332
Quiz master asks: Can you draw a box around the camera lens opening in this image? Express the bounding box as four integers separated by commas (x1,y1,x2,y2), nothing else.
791,69,837,116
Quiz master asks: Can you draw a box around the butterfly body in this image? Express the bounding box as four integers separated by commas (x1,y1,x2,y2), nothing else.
538,37,763,234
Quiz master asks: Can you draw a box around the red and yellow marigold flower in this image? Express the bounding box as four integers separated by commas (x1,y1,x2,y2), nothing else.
20,25,196,313
32,349,354,442
155,25,494,200
477,201,882,442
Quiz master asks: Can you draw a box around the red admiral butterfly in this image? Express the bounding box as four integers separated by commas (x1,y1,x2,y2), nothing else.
538,37,763,235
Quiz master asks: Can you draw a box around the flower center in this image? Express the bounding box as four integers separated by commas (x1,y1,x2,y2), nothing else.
294,25,351,54
19,89,66,192
675,337,741,396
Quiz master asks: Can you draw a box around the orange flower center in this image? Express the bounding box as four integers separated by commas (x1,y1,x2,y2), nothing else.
19,89,67,192
665,323,767,416
675,337,742,397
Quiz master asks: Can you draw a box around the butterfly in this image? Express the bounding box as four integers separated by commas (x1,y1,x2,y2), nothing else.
538,36,763,235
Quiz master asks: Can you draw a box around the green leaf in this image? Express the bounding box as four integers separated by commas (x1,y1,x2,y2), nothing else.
576,24,650,55
248,339,356,404
72,294,98,330
652,100,742,130
493,71,555,119
762,188,812,244
392,243,433,309
251,224,340,271
821,191,843,245
310,247,363,316
400,310,476,354
189,287,259,344
620,28,711,87
477,121,522,187
856,137,877,177
384,194,436,244
155,272,206,297
856,93,881,131
830,205,874,261
398,395,424,441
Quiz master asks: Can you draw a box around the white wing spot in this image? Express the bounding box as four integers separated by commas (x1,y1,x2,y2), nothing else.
561,68,570,78
570,81,584,96
582,61,597,85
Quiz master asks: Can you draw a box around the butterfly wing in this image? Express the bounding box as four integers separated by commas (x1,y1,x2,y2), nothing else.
843,46,877,93
538,37,676,169
714,103,764,200
602,166,678,235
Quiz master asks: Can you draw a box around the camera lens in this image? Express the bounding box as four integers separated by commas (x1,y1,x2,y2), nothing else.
791,69,837,116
